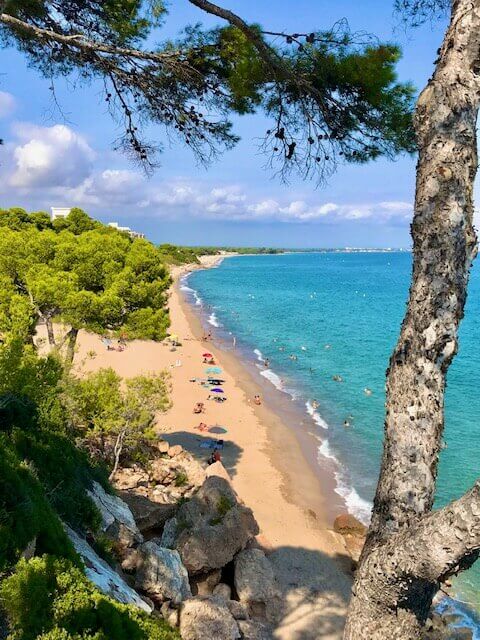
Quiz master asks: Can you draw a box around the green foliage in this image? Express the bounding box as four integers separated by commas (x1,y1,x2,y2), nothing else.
62,368,170,469
217,495,233,517
0,437,77,572
0,208,172,356
1,556,180,640
157,244,201,266
174,472,188,488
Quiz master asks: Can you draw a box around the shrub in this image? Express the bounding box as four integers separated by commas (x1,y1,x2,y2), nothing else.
0,556,180,640
0,439,77,572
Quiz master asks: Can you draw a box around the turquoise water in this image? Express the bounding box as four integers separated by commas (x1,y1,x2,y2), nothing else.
184,251,480,627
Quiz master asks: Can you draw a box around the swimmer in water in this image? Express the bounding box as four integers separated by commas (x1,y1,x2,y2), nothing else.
364,387,372,396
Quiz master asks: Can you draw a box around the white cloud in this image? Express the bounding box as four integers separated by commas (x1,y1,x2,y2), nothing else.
9,123,95,189
0,120,414,227
0,91,15,118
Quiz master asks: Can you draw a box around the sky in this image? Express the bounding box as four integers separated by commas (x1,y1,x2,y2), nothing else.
0,1,450,247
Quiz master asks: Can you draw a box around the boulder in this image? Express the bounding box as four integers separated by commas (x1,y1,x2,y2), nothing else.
161,517,178,548
160,601,180,628
213,583,232,601
118,491,177,533
227,600,249,621
121,548,142,573
234,549,279,622
112,467,149,491
333,513,367,537
21,537,36,560
64,525,152,613
168,444,183,458
190,569,222,596
206,461,232,484
87,481,142,547
135,541,191,604
180,597,240,640
237,620,272,640
157,440,170,454
343,533,365,564
176,452,207,487
172,476,259,574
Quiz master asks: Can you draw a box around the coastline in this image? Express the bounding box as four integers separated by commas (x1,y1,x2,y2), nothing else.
68,252,352,638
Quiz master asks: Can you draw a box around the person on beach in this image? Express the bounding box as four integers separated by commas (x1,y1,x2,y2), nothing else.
264,358,270,368
193,402,205,414
208,448,222,464
253,394,262,406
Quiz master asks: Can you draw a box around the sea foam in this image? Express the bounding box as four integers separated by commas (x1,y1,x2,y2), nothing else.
208,312,220,327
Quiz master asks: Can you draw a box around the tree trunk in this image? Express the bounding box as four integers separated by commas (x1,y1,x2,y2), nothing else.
65,327,79,365
109,427,127,481
45,317,56,347
345,1,480,637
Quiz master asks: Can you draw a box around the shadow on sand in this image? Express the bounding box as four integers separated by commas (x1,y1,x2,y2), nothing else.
268,546,351,640
161,430,243,479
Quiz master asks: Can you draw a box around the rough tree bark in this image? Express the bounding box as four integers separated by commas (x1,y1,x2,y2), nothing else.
345,1,480,637
65,328,79,366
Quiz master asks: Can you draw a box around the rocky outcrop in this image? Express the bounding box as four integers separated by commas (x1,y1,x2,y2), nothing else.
118,491,176,533
64,525,152,613
87,481,142,547
190,569,222,596
205,461,232,483
237,620,272,640
234,549,279,622
134,541,191,604
180,597,240,640
166,476,259,574
333,513,367,565
333,513,367,537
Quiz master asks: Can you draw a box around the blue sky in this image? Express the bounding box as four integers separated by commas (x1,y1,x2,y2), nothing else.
0,1,449,247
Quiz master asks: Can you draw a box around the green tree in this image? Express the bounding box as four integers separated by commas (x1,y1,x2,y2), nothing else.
0,1,415,181
0,217,171,362
63,368,170,477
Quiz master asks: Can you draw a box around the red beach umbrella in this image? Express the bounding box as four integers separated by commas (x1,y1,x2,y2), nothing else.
203,352,213,358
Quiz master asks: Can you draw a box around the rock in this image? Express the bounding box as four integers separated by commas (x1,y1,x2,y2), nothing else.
87,481,142,547
118,491,177,533
150,459,170,484
161,601,180,628
343,533,365,564
161,517,178,548
121,548,142,573
213,583,232,601
234,549,279,622
227,600,249,621
176,453,207,487
135,541,191,604
237,620,272,640
172,476,259,574
168,444,183,458
180,598,240,640
64,525,152,613
157,440,170,454
112,467,149,491
190,569,222,596
206,461,231,484
21,537,36,560
333,513,367,537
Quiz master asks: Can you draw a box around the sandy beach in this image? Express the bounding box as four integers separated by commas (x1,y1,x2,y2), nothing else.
69,254,352,639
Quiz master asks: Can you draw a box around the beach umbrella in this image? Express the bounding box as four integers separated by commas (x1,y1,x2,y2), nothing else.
203,352,213,358
206,366,222,374
210,387,224,393
209,426,227,434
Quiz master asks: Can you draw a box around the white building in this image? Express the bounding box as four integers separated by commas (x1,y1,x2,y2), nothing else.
50,207,71,221
108,222,145,239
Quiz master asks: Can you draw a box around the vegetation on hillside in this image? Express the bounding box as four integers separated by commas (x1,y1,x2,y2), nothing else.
0,207,179,640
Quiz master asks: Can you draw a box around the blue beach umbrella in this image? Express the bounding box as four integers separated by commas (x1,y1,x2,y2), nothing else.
210,387,224,393
206,367,222,374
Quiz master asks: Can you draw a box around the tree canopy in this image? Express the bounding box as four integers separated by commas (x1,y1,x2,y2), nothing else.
0,207,172,361
0,0,416,182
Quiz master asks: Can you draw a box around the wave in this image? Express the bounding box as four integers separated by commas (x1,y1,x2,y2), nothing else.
305,400,329,430
180,277,202,306
316,438,372,524
208,312,220,327
253,348,264,362
260,368,284,391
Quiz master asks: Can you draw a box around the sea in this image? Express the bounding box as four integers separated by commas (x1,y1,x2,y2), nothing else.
181,251,480,634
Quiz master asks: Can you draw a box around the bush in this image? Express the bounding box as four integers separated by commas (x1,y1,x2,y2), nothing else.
1,556,180,640
0,439,77,572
